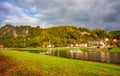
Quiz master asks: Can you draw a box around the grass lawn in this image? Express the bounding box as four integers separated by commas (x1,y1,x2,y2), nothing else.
13,47,49,52
13,47,92,52
0,50,120,76
109,47,120,52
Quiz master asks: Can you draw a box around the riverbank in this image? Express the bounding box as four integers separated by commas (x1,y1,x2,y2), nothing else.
0,50,120,76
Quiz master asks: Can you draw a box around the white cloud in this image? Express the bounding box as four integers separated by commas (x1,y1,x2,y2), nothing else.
1,2,47,28
0,0,120,30
2,2,22,14
4,15,38,25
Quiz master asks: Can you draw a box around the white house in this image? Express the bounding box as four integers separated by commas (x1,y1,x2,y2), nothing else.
88,40,105,48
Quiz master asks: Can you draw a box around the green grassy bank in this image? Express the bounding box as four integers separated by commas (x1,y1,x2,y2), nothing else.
0,50,120,76
109,47,120,52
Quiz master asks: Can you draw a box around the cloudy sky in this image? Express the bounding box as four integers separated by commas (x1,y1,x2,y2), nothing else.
0,0,120,31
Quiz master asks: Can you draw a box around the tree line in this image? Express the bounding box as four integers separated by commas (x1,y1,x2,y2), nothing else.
0,24,120,48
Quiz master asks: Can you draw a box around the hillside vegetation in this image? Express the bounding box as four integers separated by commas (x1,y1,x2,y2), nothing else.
0,24,120,47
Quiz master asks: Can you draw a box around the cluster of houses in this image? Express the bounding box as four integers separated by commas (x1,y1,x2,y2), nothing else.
67,40,104,48
67,38,118,48
46,38,118,48
0,38,118,49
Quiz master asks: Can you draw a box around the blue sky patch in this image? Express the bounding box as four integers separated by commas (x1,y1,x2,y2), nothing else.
8,0,14,4
23,9,36,18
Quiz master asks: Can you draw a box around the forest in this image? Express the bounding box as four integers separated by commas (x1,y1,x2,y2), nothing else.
0,24,120,48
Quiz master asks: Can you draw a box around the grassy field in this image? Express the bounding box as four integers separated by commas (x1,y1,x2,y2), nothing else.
109,47,120,52
0,50,120,76
13,47,94,52
16,47,119,53
13,47,49,53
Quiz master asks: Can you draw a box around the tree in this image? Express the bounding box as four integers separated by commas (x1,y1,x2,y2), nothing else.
0,24,119,48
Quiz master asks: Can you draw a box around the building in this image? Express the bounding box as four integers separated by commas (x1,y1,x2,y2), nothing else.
78,43,88,47
47,44,54,48
67,44,74,47
88,40,105,48
111,39,118,47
